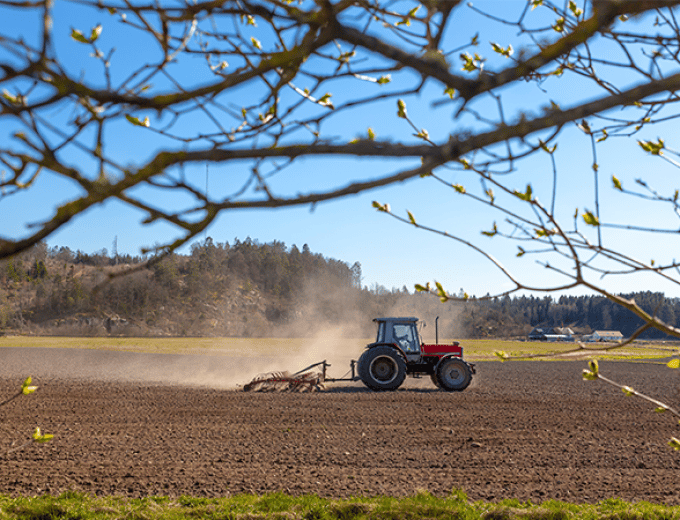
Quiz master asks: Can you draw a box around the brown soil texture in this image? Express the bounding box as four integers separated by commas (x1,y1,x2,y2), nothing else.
1,347,680,504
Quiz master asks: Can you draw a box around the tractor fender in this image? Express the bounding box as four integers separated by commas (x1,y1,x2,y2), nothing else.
434,354,475,374
365,342,408,362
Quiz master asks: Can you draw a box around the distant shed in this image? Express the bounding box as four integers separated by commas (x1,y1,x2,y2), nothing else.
583,330,624,342
528,327,574,341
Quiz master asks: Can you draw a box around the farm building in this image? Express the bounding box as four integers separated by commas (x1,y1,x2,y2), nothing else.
583,330,624,342
528,327,574,341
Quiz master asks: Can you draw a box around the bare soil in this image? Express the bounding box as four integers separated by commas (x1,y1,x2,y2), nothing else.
1,347,679,504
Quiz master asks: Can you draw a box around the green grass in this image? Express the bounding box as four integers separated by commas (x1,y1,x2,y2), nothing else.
0,336,674,362
459,339,676,361
0,336,316,357
0,491,678,520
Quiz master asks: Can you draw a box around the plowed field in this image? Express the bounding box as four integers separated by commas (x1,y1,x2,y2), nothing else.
1,347,679,504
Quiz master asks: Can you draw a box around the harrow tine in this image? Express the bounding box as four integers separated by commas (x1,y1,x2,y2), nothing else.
244,366,325,392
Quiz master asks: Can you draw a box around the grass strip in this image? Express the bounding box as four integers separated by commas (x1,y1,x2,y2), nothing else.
0,491,679,520
0,337,673,362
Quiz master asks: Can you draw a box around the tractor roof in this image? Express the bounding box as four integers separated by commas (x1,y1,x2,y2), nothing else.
373,317,419,323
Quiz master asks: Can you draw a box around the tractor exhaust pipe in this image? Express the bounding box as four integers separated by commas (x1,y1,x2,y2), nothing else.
435,316,439,344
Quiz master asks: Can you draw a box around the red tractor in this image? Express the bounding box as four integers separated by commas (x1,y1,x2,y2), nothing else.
244,316,474,392
356,317,474,391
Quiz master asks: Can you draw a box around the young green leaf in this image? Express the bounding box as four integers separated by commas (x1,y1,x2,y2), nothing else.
435,281,449,303
125,114,150,127
577,119,591,134
367,127,376,141
71,28,90,43
444,87,456,99
315,92,335,109
582,211,600,226
539,140,557,154
416,129,429,140
414,283,430,292
407,210,416,225
582,368,598,381
490,42,513,57
376,75,391,84
583,360,599,380
90,24,103,42
2,89,19,104
397,99,407,119
638,138,665,155
338,51,355,63
494,351,509,362
453,184,466,194
460,52,478,72
568,0,583,17
612,176,623,191
32,427,54,443
481,222,498,237
21,376,37,395
514,184,533,201
622,386,635,396
396,5,419,26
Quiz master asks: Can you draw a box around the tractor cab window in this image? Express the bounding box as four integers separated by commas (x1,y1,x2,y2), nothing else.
392,324,418,353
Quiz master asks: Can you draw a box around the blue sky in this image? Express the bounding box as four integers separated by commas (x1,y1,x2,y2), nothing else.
3,1,680,299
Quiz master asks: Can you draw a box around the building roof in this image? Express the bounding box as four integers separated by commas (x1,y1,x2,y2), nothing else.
529,327,574,336
593,330,623,336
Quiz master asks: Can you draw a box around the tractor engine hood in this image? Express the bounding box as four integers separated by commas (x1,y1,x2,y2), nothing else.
420,342,463,357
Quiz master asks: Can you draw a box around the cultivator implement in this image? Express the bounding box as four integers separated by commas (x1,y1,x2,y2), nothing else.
243,360,357,392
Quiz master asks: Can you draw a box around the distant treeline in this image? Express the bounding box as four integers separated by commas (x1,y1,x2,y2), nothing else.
0,239,678,339
461,292,679,339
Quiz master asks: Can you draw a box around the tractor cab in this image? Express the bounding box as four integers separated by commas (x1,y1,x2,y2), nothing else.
373,317,422,359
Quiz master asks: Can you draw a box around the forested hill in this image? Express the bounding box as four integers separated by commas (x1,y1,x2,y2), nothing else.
1,239,678,339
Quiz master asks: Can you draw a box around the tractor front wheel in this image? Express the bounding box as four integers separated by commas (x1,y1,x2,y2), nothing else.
435,357,472,391
358,346,406,391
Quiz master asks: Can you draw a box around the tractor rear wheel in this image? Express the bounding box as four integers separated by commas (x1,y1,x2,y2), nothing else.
356,350,370,383
358,346,406,391
435,357,472,391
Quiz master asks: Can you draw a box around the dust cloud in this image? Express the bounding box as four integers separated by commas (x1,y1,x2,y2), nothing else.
0,275,467,391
